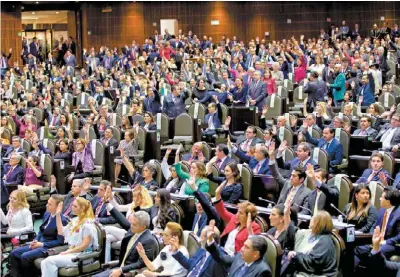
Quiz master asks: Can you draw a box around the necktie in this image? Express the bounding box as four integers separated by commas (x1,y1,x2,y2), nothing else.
242,140,250,152
254,162,261,174
299,161,304,168
360,130,366,135
287,187,296,203
313,190,322,215
95,199,104,217
215,159,222,169
367,171,377,183
380,211,388,241
63,198,75,217
5,166,14,180
187,253,208,277
121,234,138,266
324,142,330,151
236,264,249,277
193,214,201,234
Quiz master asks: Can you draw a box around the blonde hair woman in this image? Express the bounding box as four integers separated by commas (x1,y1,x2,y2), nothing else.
41,197,98,277
0,190,33,236
102,185,153,262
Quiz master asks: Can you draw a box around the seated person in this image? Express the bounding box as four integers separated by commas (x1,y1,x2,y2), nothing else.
181,142,206,163
206,158,243,204
99,126,119,148
92,115,110,140
268,143,311,212
10,195,68,277
135,222,189,277
355,187,400,265
62,179,92,220
283,211,337,277
344,183,378,233
149,189,177,233
2,153,24,186
356,152,390,184
121,151,159,190
393,172,400,189
3,137,26,160
69,126,95,182
114,129,139,183
172,223,228,277
276,141,318,172
102,185,153,262
201,96,223,139
18,155,45,194
0,190,33,236
213,184,261,256
91,180,116,225
353,115,378,139
211,144,235,173
161,149,185,193
40,198,99,277
374,113,400,153
54,139,73,164
92,211,159,277
267,200,298,251
302,165,339,216
228,77,248,105
136,112,157,131
205,220,271,276
224,119,263,153
174,161,209,195
29,138,52,157
229,137,271,175
302,124,344,173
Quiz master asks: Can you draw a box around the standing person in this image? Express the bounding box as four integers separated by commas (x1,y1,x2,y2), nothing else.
328,63,346,106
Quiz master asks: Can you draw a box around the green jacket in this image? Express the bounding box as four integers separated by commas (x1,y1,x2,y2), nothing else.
174,163,209,196
329,72,346,101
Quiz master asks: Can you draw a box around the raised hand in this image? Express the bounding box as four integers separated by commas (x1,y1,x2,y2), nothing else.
305,163,315,180
378,171,388,185
277,140,287,153
136,242,146,257
268,141,276,159
165,148,172,156
262,105,269,116
56,202,63,215
207,220,216,242
224,116,231,127
372,226,383,251
246,213,253,234
169,236,180,252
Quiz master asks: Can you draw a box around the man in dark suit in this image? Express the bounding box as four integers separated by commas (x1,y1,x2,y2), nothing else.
173,223,228,277
101,127,119,148
162,85,189,118
304,72,328,111
353,116,378,139
181,142,206,163
62,179,92,220
355,187,400,266
301,165,339,216
231,142,271,175
64,50,76,76
143,88,161,115
276,141,319,173
3,136,27,159
29,37,39,57
224,122,263,153
92,180,117,225
193,189,223,235
374,113,400,153
206,220,271,277
248,71,267,110
212,144,235,174
202,97,223,139
2,154,24,186
394,173,400,190
92,211,158,277
302,126,344,173
268,144,311,212
9,194,68,277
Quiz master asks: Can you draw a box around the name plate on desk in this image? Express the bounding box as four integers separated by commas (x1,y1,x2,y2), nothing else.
347,226,356,242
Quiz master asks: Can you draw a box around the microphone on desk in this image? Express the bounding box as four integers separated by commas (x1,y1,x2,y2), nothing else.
117,178,130,185
258,197,276,206
293,203,312,214
330,203,348,222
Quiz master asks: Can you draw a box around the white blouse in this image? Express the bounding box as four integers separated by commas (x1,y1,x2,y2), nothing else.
152,245,189,277
0,208,33,236
63,217,99,253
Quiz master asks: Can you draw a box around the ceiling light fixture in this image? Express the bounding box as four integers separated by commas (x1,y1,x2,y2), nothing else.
32,12,35,14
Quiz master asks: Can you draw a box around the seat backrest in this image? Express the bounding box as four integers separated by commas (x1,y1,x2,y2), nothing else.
110,126,121,142
262,234,283,277
102,97,113,107
107,113,122,127
188,103,206,123
32,107,44,122
282,147,295,163
174,113,193,137
331,231,345,273
327,174,353,212
265,95,282,119
116,104,130,116
42,139,55,155
200,141,212,161
136,127,147,152
255,126,264,140
311,128,322,139
310,148,329,171
149,159,162,186
77,92,90,108
208,164,220,197
63,92,74,103
277,86,288,98
283,79,293,90
172,202,184,224
71,114,79,132
369,181,384,210
131,114,144,124
255,216,269,233
39,154,52,183
335,128,349,159
92,140,105,167
7,117,16,134
378,93,396,109
158,113,170,138
239,164,253,200
382,151,395,177
21,139,31,153
277,126,293,147
180,161,190,173
219,103,228,124
293,86,305,105
79,126,96,141
183,231,200,258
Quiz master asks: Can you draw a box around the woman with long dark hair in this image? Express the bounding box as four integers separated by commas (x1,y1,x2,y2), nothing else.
150,189,177,233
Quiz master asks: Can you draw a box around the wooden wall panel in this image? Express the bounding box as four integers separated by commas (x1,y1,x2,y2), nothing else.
1,3,22,65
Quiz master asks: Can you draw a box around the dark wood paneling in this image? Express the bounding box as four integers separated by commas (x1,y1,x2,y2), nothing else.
1,3,22,65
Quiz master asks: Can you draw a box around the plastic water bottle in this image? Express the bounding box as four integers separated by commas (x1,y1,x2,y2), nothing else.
337,215,344,223
267,203,273,209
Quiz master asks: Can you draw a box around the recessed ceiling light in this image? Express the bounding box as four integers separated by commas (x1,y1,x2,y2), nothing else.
32,12,35,14
56,11,59,14
36,1,39,3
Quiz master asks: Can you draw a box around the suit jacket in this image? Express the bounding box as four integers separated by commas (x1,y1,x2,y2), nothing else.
233,149,271,175
353,127,378,139
215,156,236,173
204,104,222,129
36,212,68,248
143,94,162,115
191,212,208,237
62,193,92,219
64,55,76,67
119,229,159,273
271,161,311,211
102,137,119,148
344,204,378,233
91,195,117,225
206,241,271,277
356,168,390,184
303,182,339,216
162,91,189,118
304,132,344,167
374,122,400,151
234,135,263,149
369,250,400,277
248,80,267,109
173,246,228,277
2,164,24,185
193,190,223,233
29,42,39,57
304,79,327,105
371,207,400,246
358,74,375,106
276,156,318,172
139,122,157,131
394,173,400,190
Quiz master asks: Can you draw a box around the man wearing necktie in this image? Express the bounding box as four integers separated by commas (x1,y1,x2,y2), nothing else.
205,220,272,277
248,71,267,110
353,116,378,139
9,195,68,277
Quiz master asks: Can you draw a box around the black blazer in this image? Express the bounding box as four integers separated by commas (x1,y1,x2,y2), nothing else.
119,229,159,273
344,204,378,233
206,174,243,204
193,190,223,232
146,205,177,230
139,122,157,131
206,241,272,277
302,183,339,216
267,222,298,251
